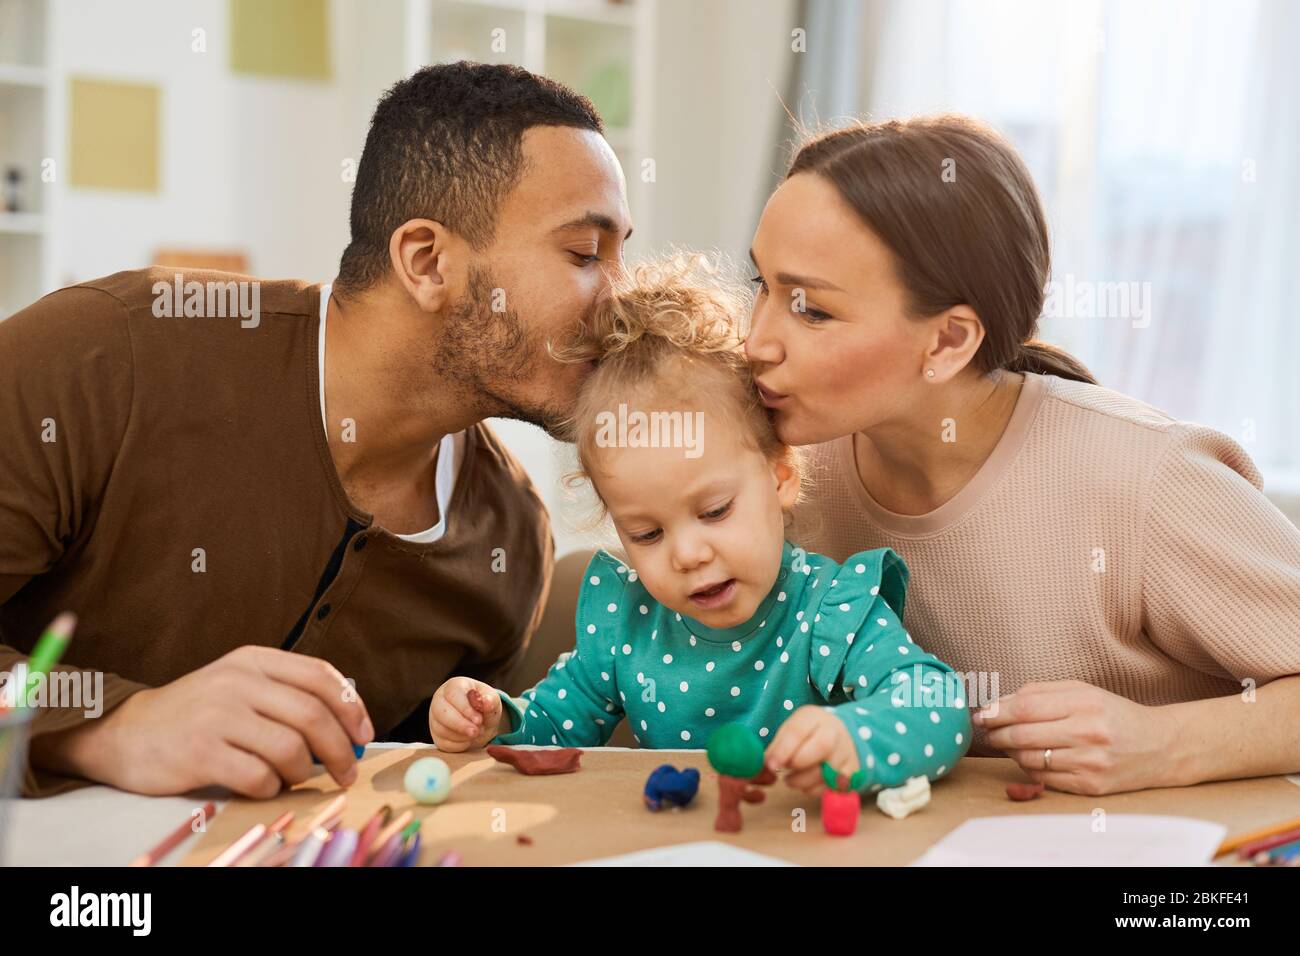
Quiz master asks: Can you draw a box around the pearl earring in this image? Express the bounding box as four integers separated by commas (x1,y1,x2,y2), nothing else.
925,369,936,379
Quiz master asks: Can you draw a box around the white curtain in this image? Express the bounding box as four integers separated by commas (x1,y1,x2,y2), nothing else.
801,0,1298,487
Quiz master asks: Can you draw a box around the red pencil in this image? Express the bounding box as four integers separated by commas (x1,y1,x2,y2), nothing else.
130,802,217,867
349,805,392,867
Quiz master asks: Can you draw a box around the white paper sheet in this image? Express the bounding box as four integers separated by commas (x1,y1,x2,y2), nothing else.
574,840,796,867
912,814,1226,866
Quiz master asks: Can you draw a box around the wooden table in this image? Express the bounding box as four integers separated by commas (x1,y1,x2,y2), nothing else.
179,747,1300,866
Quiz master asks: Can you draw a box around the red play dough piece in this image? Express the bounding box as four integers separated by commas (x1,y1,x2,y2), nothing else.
467,688,492,714
1006,781,1046,801
821,789,860,836
486,745,582,775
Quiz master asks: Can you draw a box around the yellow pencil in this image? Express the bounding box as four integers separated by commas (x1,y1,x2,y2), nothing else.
1215,815,1300,857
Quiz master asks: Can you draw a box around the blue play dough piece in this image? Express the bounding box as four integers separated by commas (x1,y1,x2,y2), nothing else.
404,756,452,805
309,744,366,764
643,764,700,811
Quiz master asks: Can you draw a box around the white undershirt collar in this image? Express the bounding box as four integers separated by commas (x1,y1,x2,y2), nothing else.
318,282,461,543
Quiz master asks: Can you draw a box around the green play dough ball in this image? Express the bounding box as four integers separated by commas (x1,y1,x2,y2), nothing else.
404,756,452,805
706,724,765,778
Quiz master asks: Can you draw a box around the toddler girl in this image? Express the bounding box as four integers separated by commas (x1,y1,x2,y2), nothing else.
428,257,971,792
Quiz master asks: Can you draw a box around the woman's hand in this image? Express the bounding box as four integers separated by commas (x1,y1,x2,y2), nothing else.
764,706,859,793
974,680,1178,795
428,677,504,752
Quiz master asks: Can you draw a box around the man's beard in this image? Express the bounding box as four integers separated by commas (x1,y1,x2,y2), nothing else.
434,266,573,436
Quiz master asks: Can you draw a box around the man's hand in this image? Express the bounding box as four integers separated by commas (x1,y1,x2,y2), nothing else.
763,705,859,793
428,677,505,752
31,645,374,798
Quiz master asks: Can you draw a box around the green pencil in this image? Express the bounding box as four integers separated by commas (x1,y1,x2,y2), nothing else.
17,612,77,709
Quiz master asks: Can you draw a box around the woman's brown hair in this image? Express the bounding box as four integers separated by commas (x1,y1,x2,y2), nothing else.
788,114,1096,384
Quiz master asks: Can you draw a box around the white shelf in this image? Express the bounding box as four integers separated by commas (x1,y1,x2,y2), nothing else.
0,62,46,86
0,211,45,234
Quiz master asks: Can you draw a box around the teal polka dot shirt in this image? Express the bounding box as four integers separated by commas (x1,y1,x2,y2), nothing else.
493,541,972,791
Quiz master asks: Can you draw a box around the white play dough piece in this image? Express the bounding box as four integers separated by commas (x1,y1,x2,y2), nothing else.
875,774,931,819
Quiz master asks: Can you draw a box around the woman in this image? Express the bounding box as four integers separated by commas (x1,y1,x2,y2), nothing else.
745,114,1300,795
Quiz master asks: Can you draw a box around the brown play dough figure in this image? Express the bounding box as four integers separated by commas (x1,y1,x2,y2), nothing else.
486,744,583,775
467,688,491,714
714,766,776,833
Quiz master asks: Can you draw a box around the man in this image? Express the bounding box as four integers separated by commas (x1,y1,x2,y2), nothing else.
0,62,632,797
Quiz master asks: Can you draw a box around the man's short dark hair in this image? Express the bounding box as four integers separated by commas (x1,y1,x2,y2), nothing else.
336,61,603,293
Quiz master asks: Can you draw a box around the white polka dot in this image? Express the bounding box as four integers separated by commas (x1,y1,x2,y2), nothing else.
651,630,657,640
589,576,600,585
681,730,691,741
855,564,865,574
955,733,964,744
818,645,830,657
596,718,605,725
562,719,573,730
731,641,742,652
796,610,804,621
866,754,875,768
759,727,769,737
827,683,834,693
587,624,596,634
552,735,558,744
777,591,786,602
607,603,618,613
640,720,647,730
815,613,821,622
866,644,875,652
855,706,867,716
675,613,681,621
776,636,783,647
637,672,644,683
895,721,907,734
619,692,625,701
858,726,871,741
529,710,538,718
858,675,867,687
924,744,934,757
616,565,626,573
705,707,715,717
846,632,855,643
601,672,609,681
877,618,888,627
780,651,789,663
557,689,567,700
937,765,947,775
898,646,909,654
639,605,648,615
679,681,689,692
663,653,673,664
754,660,765,671
802,565,811,575
657,701,666,712
689,636,697,646
839,603,850,612
760,619,766,627
730,686,740,697
870,585,879,595
831,579,837,587
706,661,715,672
800,621,809,633
887,753,900,765
955,699,964,708
622,644,632,655
628,571,638,582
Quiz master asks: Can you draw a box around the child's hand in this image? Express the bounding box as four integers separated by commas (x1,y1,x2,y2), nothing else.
764,706,860,793
428,678,505,752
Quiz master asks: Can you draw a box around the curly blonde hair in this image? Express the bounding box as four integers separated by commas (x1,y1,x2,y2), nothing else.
551,253,801,511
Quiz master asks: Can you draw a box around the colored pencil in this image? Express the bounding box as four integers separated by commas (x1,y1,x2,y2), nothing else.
234,811,295,867
365,809,412,864
316,828,358,867
349,805,391,866
17,612,76,710
129,801,217,867
1215,815,1300,857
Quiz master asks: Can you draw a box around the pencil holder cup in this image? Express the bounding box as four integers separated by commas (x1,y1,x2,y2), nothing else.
0,708,35,865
